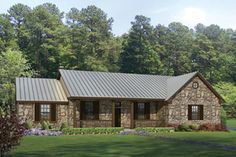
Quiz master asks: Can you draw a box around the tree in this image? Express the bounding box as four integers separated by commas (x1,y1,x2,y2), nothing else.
160,22,193,75
22,4,64,77
120,15,163,74
65,5,121,72
0,50,33,111
8,3,31,50
214,82,236,118
0,14,17,52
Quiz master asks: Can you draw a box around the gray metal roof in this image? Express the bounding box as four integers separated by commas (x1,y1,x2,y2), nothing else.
166,72,197,100
59,69,171,100
59,69,197,100
16,77,68,102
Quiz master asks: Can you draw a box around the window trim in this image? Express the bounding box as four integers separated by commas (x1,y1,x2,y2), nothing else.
188,105,203,120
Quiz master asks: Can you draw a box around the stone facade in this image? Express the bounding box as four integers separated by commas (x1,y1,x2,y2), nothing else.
17,103,70,128
17,103,34,123
167,76,221,126
17,76,221,128
120,101,132,128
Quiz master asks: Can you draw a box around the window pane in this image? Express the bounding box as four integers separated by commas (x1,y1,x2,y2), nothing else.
137,103,145,120
188,105,203,120
40,104,50,121
84,101,94,120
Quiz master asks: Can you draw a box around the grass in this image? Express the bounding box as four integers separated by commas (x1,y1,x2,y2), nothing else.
12,134,236,157
227,119,236,128
160,131,236,145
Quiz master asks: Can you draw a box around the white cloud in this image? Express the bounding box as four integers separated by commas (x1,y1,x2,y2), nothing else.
174,7,207,28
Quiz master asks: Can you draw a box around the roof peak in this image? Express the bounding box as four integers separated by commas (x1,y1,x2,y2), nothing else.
59,69,198,78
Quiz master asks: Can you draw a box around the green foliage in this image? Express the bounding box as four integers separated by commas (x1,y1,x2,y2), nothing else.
62,127,124,135
59,122,67,131
177,124,192,132
220,107,227,128
25,121,33,130
189,124,200,131
214,82,236,118
120,15,163,74
135,127,175,133
41,121,49,130
0,50,33,111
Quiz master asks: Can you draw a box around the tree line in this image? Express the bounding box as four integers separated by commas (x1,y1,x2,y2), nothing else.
1,3,236,116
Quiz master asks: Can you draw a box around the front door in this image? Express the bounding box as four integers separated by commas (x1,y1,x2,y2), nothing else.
115,102,121,127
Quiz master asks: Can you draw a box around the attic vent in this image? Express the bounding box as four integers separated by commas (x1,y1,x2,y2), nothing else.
192,82,199,89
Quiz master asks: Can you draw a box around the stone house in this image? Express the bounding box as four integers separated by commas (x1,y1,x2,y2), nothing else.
16,69,223,128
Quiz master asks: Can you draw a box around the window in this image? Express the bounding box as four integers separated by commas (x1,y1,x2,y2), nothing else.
41,104,50,120
192,82,199,89
35,104,56,122
134,102,150,120
81,101,99,120
188,105,203,120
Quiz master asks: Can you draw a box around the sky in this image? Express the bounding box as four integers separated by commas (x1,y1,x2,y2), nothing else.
1,0,236,36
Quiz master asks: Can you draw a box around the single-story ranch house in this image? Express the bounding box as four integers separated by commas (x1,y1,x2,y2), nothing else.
16,69,223,128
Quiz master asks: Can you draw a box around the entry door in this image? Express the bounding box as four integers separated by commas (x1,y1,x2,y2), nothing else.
115,102,121,127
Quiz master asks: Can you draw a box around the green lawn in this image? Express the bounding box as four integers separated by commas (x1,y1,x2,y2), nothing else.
227,119,236,128
12,134,236,157
160,131,236,145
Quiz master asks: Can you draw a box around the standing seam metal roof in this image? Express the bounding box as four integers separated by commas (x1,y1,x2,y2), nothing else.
59,69,177,100
17,70,213,102
16,77,68,102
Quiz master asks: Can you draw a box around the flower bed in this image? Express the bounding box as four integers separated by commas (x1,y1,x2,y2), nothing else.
24,128,63,136
62,127,124,135
135,127,175,133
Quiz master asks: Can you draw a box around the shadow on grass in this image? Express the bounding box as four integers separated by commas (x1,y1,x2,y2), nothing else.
11,135,236,157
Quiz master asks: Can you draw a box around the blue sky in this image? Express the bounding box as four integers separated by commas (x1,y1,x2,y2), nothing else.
1,0,236,36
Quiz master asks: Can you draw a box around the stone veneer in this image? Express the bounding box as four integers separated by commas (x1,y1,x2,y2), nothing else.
17,77,221,128
167,76,221,126
75,99,113,128
17,103,71,128
17,103,34,123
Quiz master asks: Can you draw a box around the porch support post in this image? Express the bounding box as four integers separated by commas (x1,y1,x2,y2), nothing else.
73,101,77,128
112,101,115,127
130,102,134,129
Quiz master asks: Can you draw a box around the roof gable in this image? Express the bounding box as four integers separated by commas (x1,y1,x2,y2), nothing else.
166,72,224,102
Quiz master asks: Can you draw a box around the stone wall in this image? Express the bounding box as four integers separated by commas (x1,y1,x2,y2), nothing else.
17,103,69,128
56,104,69,128
17,103,34,123
167,76,221,126
75,99,113,127
120,101,132,128
134,101,167,127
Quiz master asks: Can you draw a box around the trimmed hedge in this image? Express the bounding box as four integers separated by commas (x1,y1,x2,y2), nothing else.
62,127,124,135
135,127,175,133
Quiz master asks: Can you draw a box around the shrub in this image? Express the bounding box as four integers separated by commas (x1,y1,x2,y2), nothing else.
177,124,192,132
220,107,227,130
41,121,49,130
135,127,175,133
60,122,67,131
0,113,25,156
189,124,199,131
25,121,33,130
199,123,216,131
62,127,124,135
